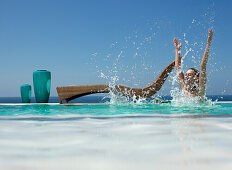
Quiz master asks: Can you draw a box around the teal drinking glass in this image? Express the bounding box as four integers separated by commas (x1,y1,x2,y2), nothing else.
20,84,31,103
33,70,51,103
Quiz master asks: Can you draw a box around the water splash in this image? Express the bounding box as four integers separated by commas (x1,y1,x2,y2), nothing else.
170,86,215,107
168,2,218,107
90,2,219,106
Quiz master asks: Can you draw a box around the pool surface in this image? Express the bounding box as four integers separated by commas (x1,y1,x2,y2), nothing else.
0,102,232,117
0,103,232,170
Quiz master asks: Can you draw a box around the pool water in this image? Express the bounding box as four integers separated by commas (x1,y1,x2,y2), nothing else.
0,103,232,170
0,103,232,116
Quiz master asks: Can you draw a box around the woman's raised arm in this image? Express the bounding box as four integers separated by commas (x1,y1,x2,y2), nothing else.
173,38,184,89
199,29,213,97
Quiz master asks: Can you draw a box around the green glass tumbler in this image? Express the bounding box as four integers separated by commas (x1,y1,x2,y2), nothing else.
33,70,51,103
20,84,31,103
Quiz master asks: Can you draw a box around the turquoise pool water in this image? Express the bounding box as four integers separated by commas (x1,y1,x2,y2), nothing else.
0,103,232,117
0,103,232,170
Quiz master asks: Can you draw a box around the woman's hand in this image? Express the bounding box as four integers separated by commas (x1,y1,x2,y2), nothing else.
173,38,182,51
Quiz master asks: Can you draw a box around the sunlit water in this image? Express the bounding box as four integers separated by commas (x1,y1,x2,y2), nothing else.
1,3,230,169
0,103,232,170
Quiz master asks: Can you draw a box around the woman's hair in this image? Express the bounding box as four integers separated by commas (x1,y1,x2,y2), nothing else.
188,68,199,78
188,68,199,90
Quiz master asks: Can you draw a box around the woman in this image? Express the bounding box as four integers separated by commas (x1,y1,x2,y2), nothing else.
173,29,213,100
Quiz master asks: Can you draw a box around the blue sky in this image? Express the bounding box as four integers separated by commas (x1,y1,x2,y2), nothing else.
0,0,232,97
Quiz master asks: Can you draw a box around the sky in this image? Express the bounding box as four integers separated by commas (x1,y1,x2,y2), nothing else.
0,0,232,97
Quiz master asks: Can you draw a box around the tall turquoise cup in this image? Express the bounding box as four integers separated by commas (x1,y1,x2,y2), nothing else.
20,84,31,103
33,70,51,103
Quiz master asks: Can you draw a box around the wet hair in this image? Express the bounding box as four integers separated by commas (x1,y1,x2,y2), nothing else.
188,68,199,78
187,68,199,90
